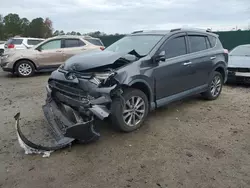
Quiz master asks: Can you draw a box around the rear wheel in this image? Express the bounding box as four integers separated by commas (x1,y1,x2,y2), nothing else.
15,60,35,77
111,88,149,132
202,71,223,100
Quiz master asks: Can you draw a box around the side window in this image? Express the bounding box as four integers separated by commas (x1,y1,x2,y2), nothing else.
205,37,211,48
208,36,217,48
64,39,86,48
40,40,61,50
85,38,103,46
189,35,207,53
164,36,187,59
27,39,43,45
79,40,86,46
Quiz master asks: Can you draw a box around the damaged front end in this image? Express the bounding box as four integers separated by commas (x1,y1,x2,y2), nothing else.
16,50,136,154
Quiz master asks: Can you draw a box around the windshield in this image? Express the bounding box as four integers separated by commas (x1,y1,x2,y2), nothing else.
230,45,250,56
105,35,163,56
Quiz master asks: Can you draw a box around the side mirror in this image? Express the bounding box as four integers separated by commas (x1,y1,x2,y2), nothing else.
36,47,42,52
155,51,166,62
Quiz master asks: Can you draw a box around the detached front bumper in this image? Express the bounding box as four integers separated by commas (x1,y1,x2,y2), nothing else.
15,69,118,155
43,69,118,141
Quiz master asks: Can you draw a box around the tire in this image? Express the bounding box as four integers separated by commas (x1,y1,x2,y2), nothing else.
15,60,35,77
202,71,223,100
111,88,149,132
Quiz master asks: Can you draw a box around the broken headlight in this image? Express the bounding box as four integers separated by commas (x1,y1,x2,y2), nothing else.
92,72,116,86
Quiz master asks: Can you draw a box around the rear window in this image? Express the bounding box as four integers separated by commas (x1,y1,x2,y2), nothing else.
6,38,23,45
85,38,103,46
27,39,43,45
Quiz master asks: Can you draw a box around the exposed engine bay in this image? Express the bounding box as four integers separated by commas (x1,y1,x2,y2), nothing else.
16,50,143,156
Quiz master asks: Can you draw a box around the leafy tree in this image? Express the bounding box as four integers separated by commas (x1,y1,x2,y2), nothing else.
27,17,44,38
0,14,4,39
53,30,59,36
76,32,81,35
70,31,76,35
3,13,22,37
66,32,71,35
44,17,53,38
20,18,30,37
59,30,65,35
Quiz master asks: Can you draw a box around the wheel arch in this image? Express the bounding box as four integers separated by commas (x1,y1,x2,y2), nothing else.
124,79,155,110
14,58,37,72
211,62,227,82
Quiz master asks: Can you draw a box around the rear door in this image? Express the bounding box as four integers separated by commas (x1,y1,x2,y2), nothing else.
186,33,214,87
35,39,64,68
61,38,87,61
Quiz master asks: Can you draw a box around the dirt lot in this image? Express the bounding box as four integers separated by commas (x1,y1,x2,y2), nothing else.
0,70,250,188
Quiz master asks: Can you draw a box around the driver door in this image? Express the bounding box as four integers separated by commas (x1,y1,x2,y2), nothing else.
36,39,64,69
153,33,195,102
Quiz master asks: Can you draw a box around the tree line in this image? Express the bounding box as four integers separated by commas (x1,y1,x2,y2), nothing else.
0,13,122,41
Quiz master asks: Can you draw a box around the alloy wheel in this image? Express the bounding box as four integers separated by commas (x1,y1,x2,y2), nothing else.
122,96,146,127
18,63,32,76
210,75,222,97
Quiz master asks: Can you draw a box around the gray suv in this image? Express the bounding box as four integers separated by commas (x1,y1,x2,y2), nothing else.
16,28,229,149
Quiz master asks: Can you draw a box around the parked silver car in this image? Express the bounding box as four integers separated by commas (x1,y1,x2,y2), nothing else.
227,44,250,83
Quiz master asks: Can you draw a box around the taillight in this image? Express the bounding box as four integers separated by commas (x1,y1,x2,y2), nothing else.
223,49,229,54
100,46,105,51
8,44,15,48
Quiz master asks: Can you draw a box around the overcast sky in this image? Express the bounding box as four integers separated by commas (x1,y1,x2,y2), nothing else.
1,0,250,34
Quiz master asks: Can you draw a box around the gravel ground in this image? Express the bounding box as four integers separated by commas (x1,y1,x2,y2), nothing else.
0,70,250,188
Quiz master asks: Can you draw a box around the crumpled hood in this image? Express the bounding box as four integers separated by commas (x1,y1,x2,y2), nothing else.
63,50,139,72
228,55,250,68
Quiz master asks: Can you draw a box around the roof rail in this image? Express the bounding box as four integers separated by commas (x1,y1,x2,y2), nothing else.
131,30,143,34
206,28,212,32
170,28,181,32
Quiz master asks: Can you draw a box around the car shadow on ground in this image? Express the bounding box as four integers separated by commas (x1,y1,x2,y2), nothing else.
95,94,204,134
226,82,250,88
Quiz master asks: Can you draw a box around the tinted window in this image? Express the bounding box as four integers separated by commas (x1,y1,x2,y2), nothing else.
208,35,216,47
85,38,103,46
105,35,163,56
189,36,207,53
205,37,211,48
79,40,86,46
27,39,43,45
230,45,250,56
164,36,187,59
64,39,85,48
40,40,61,50
6,38,23,45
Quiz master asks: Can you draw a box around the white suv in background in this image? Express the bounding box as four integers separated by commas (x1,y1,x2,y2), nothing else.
0,41,5,55
4,37,45,50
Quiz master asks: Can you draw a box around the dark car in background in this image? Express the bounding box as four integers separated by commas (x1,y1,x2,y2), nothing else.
227,44,250,83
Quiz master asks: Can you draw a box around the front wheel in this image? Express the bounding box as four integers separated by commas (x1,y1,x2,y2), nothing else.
202,71,223,100
111,88,149,132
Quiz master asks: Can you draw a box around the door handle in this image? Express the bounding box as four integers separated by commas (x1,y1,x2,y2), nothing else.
183,62,192,66
56,50,62,52
210,56,216,60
